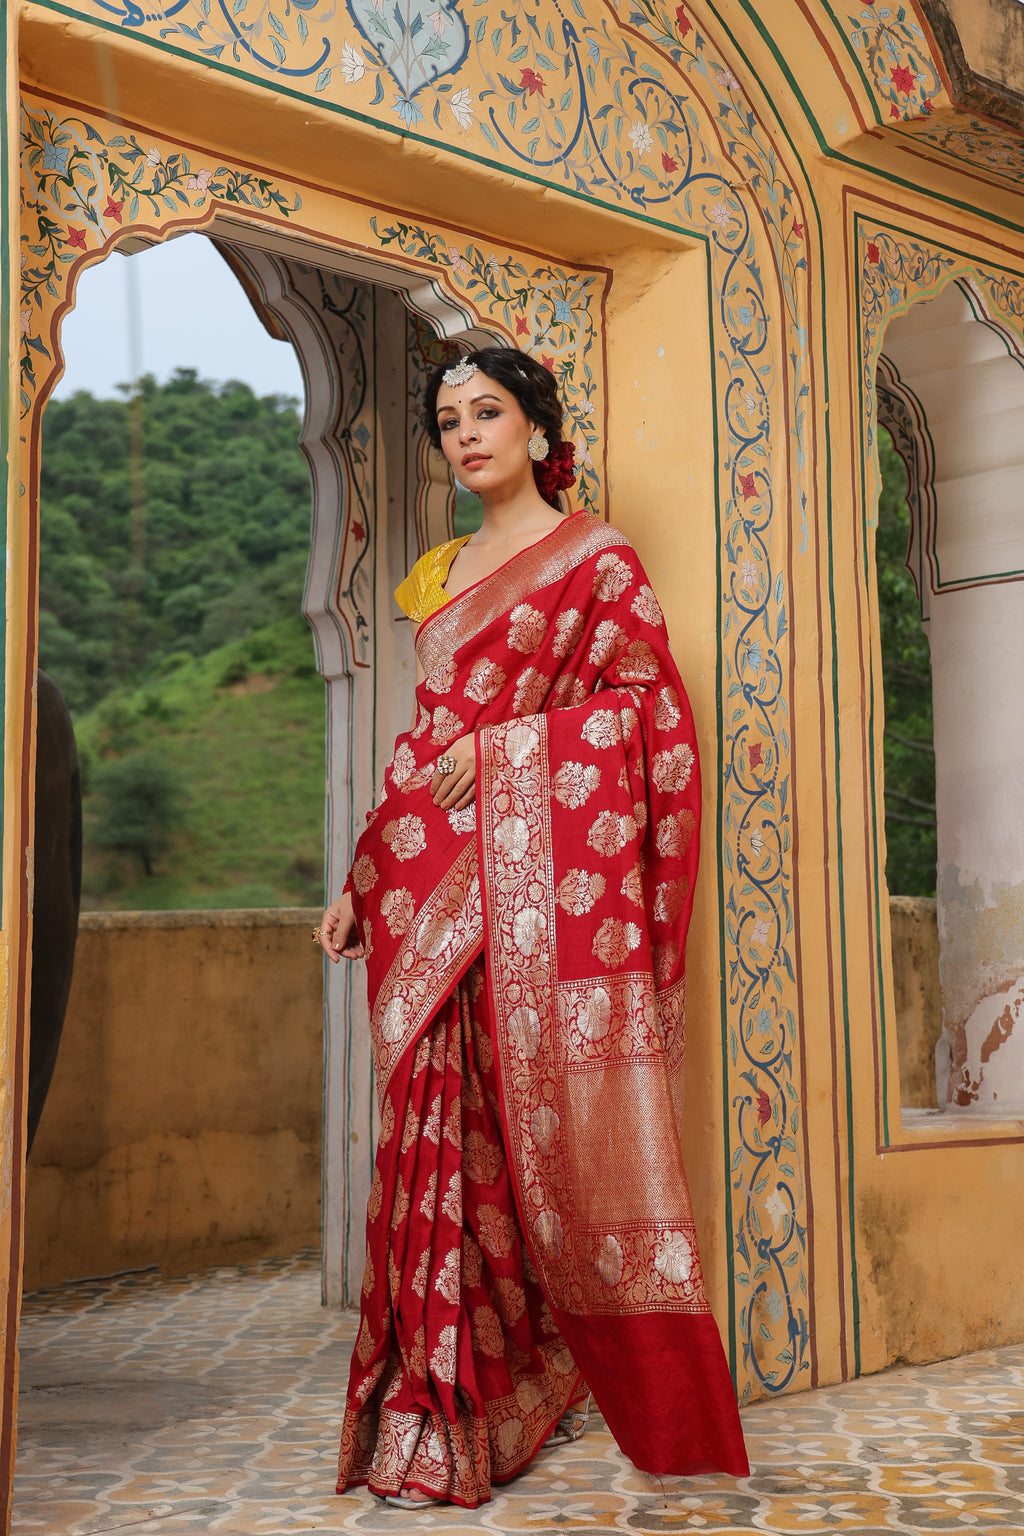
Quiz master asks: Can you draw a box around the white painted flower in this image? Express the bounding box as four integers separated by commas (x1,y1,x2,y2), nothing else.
19,307,32,336
628,120,654,155
717,68,741,91
430,4,453,33
740,558,758,588
595,1233,624,1287
145,145,162,166
579,397,595,416
186,168,212,193
709,198,733,227
751,918,771,948
750,829,764,857
744,390,759,414
765,1188,789,1231
654,1230,693,1284
450,88,474,130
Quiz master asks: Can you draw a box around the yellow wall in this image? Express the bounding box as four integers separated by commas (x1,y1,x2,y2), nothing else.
24,911,324,1292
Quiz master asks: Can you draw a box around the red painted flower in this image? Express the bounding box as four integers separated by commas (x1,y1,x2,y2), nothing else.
739,471,757,500
890,103,901,119
661,152,678,173
749,741,763,769
520,67,545,96
921,97,932,114
352,522,366,542
104,196,124,224
891,63,915,95
792,219,803,238
515,316,530,336
675,4,691,36
867,241,881,265
541,354,554,372
66,227,87,250
756,1089,772,1127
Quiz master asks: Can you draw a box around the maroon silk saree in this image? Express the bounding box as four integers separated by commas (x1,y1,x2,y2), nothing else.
337,512,749,1504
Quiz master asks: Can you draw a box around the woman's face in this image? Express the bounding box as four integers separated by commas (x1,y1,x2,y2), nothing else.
434,372,537,496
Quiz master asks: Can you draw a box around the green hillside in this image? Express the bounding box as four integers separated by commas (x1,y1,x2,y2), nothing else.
75,618,324,911
40,374,325,910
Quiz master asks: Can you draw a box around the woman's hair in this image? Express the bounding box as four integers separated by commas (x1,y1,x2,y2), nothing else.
423,346,576,507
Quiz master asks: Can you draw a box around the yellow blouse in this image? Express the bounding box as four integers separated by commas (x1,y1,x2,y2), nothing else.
394,535,472,623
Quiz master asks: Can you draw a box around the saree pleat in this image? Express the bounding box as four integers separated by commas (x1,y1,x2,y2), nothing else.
337,956,584,1508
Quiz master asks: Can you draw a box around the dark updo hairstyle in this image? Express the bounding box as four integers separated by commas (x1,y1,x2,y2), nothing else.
423,346,576,508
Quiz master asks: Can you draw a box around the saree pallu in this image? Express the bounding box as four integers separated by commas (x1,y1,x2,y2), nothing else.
339,511,749,1495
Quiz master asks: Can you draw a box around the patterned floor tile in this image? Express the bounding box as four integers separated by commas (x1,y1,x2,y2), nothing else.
11,1252,1024,1535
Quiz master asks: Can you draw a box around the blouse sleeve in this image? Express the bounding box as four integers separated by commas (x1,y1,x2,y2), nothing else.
394,553,437,623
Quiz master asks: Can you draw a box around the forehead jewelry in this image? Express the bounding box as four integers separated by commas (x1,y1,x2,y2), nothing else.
443,359,479,387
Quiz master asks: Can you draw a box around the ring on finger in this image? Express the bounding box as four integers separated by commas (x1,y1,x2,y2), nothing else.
436,753,456,776
312,927,323,943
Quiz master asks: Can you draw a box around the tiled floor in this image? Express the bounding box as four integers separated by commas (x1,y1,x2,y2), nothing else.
12,1251,1024,1534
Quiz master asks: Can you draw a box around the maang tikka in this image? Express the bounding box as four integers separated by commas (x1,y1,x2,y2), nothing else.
443,359,479,387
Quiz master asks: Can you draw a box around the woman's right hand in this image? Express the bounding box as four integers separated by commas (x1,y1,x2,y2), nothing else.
318,890,364,963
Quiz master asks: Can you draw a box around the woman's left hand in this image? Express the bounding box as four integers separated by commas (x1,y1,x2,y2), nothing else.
431,732,476,810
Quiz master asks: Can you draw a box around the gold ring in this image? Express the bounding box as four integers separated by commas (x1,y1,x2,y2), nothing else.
437,753,456,775
312,928,323,943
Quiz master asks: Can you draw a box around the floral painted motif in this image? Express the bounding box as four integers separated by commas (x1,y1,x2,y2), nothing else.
370,217,603,513
844,7,941,124
18,103,302,414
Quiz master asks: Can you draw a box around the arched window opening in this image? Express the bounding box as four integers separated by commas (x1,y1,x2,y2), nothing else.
878,278,1024,1120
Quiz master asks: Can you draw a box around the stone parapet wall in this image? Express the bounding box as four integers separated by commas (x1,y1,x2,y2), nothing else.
24,900,946,1292
24,909,325,1293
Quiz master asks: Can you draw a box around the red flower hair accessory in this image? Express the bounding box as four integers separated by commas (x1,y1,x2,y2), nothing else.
534,439,577,504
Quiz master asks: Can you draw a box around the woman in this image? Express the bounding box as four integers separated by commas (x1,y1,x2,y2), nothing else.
318,347,749,1508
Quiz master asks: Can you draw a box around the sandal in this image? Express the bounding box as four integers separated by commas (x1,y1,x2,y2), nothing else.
544,1393,592,1448
384,1491,442,1509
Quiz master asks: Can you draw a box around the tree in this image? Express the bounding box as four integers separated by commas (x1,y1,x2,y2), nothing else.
875,428,936,897
90,751,187,877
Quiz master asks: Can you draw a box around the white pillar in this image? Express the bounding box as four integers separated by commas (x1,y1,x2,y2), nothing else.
882,280,1024,1114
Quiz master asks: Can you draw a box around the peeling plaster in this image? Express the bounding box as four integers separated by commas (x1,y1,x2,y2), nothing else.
936,870,1024,1112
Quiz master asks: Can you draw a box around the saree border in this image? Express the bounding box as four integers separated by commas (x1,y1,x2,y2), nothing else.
415,513,630,681
369,842,483,1100
478,711,710,1318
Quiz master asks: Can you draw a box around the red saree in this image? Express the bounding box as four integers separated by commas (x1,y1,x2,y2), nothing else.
337,511,749,1505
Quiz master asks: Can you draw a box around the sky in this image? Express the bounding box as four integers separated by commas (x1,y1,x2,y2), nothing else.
52,233,305,402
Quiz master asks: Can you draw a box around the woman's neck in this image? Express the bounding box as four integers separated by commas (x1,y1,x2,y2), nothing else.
473,483,563,547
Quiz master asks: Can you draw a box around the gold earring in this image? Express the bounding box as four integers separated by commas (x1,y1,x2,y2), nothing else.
527,433,549,461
